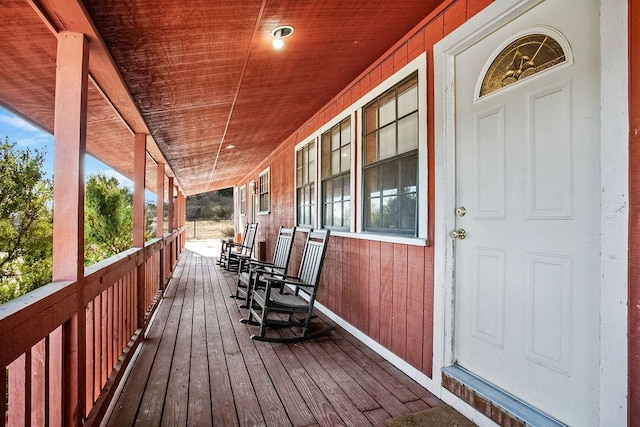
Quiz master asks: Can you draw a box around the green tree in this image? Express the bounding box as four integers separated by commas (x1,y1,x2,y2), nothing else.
84,173,154,265
0,138,53,303
85,173,133,265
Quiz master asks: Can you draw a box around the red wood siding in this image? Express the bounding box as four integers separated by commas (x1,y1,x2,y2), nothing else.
630,0,640,423
236,0,494,377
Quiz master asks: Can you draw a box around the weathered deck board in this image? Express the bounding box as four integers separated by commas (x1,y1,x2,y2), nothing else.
104,243,444,426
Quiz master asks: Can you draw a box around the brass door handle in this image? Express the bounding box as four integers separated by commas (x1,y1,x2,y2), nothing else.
451,229,466,240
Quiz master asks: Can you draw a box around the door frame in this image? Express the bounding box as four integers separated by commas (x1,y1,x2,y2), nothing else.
432,0,628,424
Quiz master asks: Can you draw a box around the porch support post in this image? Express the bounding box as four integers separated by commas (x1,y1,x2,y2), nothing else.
52,31,89,426
132,134,146,248
168,177,175,232
156,164,165,238
133,134,147,327
156,164,165,288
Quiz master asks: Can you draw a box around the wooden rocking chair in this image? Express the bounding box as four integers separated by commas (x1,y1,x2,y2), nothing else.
217,222,249,266
221,222,258,272
242,229,333,343
232,226,296,308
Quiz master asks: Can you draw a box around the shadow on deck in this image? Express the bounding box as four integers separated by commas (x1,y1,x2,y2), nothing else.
104,241,443,426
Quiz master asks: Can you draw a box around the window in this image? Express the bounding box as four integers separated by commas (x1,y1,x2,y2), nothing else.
239,185,246,215
296,140,316,227
258,167,270,213
480,33,567,97
321,117,351,230
363,73,418,236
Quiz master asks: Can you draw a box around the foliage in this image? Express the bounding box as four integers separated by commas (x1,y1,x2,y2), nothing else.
0,138,53,304
84,173,155,265
186,188,233,221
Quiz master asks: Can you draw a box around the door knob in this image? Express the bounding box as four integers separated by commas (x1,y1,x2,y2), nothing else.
451,229,466,240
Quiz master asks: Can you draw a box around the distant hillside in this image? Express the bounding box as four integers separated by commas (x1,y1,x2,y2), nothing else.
186,188,233,221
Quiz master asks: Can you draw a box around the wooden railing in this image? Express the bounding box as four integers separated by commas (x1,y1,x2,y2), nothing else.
0,229,185,426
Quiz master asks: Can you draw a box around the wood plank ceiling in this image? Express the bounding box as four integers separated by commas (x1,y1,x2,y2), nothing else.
0,0,443,195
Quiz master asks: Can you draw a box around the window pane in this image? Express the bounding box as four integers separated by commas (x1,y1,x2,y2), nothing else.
343,174,351,199
399,194,417,231
332,150,340,175
381,161,398,196
364,103,377,134
366,198,381,229
382,196,398,229
341,119,351,144
297,150,303,167
379,124,396,160
310,182,315,204
331,126,341,151
401,155,418,193
325,203,333,226
333,203,342,227
304,185,310,205
321,133,331,179
398,112,418,153
344,200,351,226
398,77,418,117
333,177,342,201
309,141,315,161
309,159,316,183
297,167,303,186
379,89,396,126
324,180,333,203
365,133,377,165
365,167,379,198
340,145,350,173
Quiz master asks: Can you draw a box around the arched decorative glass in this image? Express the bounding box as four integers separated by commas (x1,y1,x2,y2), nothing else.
480,33,566,97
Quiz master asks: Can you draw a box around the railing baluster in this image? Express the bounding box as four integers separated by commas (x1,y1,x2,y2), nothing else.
0,230,184,425
85,301,94,414
32,339,46,425
8,354,25,425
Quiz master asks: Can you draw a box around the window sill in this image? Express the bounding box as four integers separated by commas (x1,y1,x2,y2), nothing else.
328,230,429,247
257,211,270,215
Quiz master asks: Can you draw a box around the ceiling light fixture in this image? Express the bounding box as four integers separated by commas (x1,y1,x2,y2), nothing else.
226,144,235,149
271,25,294,50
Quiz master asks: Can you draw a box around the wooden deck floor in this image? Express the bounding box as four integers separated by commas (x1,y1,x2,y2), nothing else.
104,242,443,426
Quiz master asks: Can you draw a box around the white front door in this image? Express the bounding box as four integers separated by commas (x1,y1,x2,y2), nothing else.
453,0,600,425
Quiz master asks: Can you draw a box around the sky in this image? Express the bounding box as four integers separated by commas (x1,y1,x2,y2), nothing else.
0,106,156,199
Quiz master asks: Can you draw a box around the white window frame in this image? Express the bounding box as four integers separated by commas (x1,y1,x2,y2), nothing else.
239,184,246,216
258,166,270,214
294,139,317,228
356,53,428,245
320,115,353,231
291,53,427,245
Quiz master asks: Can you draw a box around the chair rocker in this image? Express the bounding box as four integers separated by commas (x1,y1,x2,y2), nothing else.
242,229,333,343
222,222,258,272
217,222,249,266
232,226,296,308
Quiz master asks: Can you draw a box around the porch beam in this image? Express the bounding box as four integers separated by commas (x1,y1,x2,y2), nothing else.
52,31,89,426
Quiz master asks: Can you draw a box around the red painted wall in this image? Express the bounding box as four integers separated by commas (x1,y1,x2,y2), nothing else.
629,0,639,424
238,0,493,378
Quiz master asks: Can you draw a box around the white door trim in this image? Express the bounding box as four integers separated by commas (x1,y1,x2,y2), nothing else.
432,0,628,425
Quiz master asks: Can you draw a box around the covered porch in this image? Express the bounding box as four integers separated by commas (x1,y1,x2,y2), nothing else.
104,241,442,425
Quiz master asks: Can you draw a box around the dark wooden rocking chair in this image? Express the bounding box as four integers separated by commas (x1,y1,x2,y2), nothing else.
242,229,333,343
221,222,258,272
216,222,249,266
232,226,296,308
